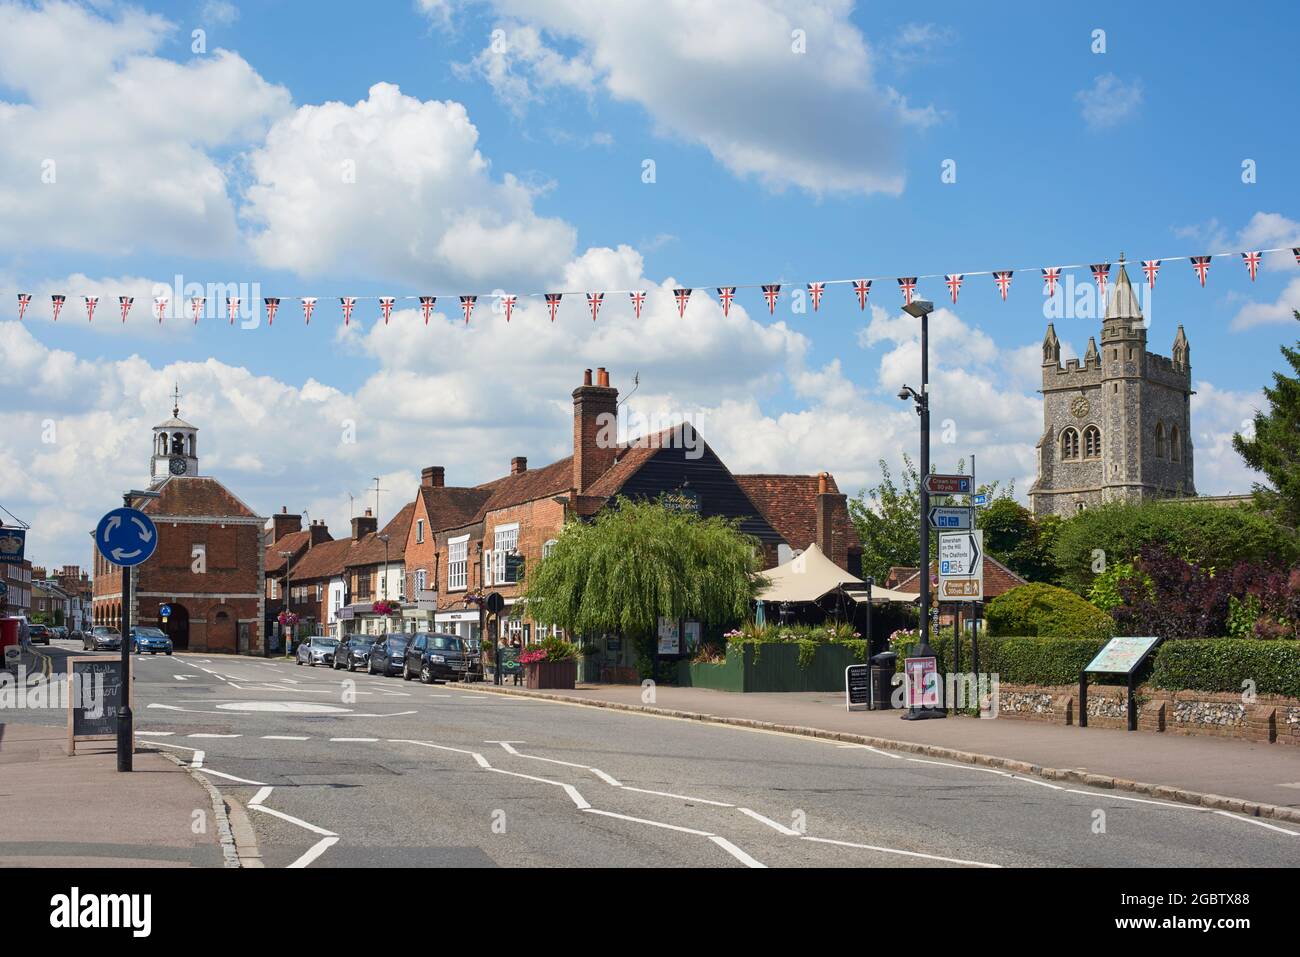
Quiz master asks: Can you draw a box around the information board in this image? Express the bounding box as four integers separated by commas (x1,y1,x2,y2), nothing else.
1085,636,1160,675
66,656,130,754
904,656,940,708
845,664,871,712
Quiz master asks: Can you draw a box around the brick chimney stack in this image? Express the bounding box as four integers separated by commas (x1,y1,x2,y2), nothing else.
421,466,445,488
573,367,618,493
351,507,378,541
814,472,844,564
307,520,331,548
511,456,528,475
270,506,302,543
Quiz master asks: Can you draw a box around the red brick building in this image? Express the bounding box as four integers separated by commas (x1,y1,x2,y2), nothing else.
92,402,266,653
264,508,333,646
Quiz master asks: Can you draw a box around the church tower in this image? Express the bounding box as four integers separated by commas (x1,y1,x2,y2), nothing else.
150,384,199,483
1029,257,1195,516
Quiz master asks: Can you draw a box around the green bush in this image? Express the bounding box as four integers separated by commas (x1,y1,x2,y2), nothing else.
985,583,1115,642
891,632,1108,686
1150,638,1300,698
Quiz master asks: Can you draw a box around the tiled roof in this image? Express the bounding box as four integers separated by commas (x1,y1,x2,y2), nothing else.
893,555,1027,598
734,474,861,553
289,537,355,582
441,457,576,532
264,528,314,574
137,476,259,519
419,484,494,534
581,442,660,499
345,500,417,567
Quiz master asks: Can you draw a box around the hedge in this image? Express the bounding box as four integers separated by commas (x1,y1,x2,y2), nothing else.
985,583,1115,642
1150,639,1300,699
892,633,1109,686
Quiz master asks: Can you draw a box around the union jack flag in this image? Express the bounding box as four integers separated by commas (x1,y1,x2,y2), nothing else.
629,290,646,318
500,294,517,323
674,288,692,317
119,296,133,323
1141,260,1160,289
1190,256,1212,287
545,293,562,322
587,292,603,322
852,280,871,310
153,296,168,323
460,295,477,324
227,297,240,325
17,293,31,320
717,286,735,316
807,282,824,311
945,274,963,304
419,296,435,324
302,297,317,324
265,297,280,326
340,297,356,325
51,295,66,321
379,296,394,325
1241,251,1262,282
1090,263,1110,296
897,277,916,305
84,296,98,322
1041,267,1061,298
993,270,1013,301
1293,247,1300,265
761,284,781,314
191,297,205,325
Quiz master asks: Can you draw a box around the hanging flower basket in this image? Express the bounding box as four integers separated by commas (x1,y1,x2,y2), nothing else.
371,600,400,616
277,611,299,626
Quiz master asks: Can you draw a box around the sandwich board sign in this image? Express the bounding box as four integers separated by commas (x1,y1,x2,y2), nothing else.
845,664,871,712
938,530,983,602
66,656,131,755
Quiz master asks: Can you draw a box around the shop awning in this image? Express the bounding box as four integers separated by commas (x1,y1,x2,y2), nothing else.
755,543,917,605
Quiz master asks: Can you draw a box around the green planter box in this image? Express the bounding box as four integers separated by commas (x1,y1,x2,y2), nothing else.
677,641,866,693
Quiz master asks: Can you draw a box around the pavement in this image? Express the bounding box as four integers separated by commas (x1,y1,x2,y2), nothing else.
2,641,1296,868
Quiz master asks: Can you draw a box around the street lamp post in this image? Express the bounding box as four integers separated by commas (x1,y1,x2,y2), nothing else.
378,533,390,631
279,549,295,656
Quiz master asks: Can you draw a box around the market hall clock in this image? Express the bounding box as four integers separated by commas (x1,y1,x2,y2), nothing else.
169,456,189,475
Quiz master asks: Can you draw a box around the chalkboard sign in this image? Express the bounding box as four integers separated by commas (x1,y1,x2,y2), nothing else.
845,664,871,712
67,657,130,754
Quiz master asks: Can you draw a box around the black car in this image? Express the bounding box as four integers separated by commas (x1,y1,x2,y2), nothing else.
403,633,469,683
84,626,123,651
367,633,411,676
332,635,376,671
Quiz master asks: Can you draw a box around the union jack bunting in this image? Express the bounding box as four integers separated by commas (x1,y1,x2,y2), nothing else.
1191,256,1212,287
500,294,517,323
586,292,603,322
119,296,133,323
807,282,824,311
717,286,735,316
460,295,477,324
897,277,917,305
419,296,435,324
340,297,356,325
1041,267,1061,298
302,297,317,324
674,287,692,317
852,280,871,310
227,297,240,324
191,297,205,324
1293,247,1300,265
264,297,280,326
629,290,646,318
17,293,31,320
545,293,562,322
1090,263,1111,294
153,297,168,323
379,296,394,325
1141,260,1161,289
51,295,65,321
993,271,1013,301
1241,251,1262,282
761,284,781,314
945,274,963,304
84,296,98,322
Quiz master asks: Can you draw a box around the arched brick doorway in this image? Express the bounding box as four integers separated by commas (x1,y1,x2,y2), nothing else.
164,604,190,651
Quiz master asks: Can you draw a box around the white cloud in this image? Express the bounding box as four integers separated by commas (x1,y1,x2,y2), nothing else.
436,0,937,195
1231,276,1300,331
202,1,240,26
0,1,290,257
243,82,577,284
1191,380,1264,495
1075,73,1142,130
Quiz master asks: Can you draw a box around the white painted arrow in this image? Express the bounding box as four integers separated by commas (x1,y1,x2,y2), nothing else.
101,515,121,541
130,516,153,541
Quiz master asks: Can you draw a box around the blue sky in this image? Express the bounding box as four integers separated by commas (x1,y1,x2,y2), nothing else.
3,0,1299,566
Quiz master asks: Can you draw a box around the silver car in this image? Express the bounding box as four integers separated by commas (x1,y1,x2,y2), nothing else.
296,636,339,667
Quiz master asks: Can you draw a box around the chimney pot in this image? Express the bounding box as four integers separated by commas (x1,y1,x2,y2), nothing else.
818,472,829,495
511,456,528,475
596,367,609,387
583,368,593,386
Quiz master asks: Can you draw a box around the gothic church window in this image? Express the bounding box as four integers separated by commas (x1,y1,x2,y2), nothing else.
1060,428,1080,460
1083,426,1101,459
1155,423,1166,459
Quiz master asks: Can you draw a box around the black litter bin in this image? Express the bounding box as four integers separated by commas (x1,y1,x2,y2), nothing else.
868,651,897,710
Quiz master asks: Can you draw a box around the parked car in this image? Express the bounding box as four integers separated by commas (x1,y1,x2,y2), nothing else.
68,628,85,646
403,633,470,683
84,626,122,651
332,635,376,671
131,626,173,655
367,633,411,676
27,624,52,645
51,626,68,641
296,636,339,667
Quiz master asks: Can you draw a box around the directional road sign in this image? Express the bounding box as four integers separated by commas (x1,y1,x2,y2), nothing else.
971,493,988,506
928,506,972,530
923,473,971,495
938,530,983,602
95,507,158,568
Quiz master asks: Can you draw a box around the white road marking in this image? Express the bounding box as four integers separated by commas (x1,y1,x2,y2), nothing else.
709,835,766,868
581,808,712,836
1212,810,1299,836
134,730,174,737
590,768,623,787
198,768,267,786
837,743,904,759
738,807,802,836
289,836,340,869
801,835,1000,868
188,733,241,739
250,804,337,837
620,786,735,808
330,737,379,743
249,786,274,807
262,735,309,741
486,767,592,810
172,675,189,681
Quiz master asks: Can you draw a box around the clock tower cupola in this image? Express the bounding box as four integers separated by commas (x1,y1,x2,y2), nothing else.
151,384,199,482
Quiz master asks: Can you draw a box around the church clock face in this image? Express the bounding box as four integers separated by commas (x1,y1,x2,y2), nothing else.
169,456,188,475
1070,396,1090,418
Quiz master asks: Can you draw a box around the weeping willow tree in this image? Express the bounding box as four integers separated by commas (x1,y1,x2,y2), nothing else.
523,496,766,644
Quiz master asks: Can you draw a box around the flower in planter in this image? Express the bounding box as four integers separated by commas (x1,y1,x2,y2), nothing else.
371,600,400,616
519,649,548,665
